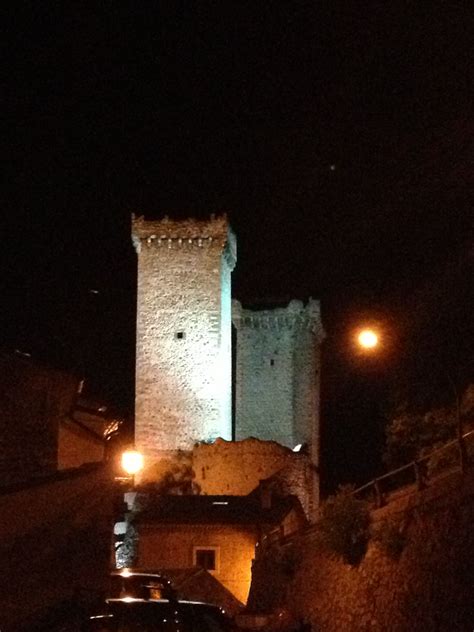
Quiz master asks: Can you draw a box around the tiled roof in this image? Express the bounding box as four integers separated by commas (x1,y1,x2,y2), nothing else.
135,492,301,526
159,567,243,614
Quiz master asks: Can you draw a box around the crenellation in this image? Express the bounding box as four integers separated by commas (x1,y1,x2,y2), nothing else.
132,213,230,242
233,308,320,332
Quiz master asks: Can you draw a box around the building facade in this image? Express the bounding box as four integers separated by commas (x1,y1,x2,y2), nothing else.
132,492,306,604
0,353,106,483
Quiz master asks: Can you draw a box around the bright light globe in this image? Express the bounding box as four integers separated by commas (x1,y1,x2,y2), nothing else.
358,329,378,349
121,450,144,476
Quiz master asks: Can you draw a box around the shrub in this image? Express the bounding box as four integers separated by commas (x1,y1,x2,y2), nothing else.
141,451,201,496
317,485,370,565
384,407,456,469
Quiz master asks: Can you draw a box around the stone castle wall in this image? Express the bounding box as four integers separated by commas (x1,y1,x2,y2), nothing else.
132,215,236,459
132,216,323,498
193,438,317,519
232,299,324,457
249,470,474,631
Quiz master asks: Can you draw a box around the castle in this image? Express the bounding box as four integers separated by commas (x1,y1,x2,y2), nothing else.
131,214,324,503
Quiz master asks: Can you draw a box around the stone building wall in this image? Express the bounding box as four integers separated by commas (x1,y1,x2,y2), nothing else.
57,417,105,470
249,469,474,631
232,299,324,458
132,215,236,462
292,301,323,465
0,353,79,484
137,522,256,604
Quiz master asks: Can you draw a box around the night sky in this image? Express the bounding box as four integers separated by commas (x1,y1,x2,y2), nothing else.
2,4,472,489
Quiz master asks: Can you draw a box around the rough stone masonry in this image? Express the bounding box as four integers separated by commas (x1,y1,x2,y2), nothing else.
232,299,324,461
132,214,324,481
132,214,236,460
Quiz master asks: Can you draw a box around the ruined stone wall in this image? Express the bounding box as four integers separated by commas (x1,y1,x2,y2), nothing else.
249,470,474,631
232,299,324,455
137,522,256,604
193,438,317,519
132,215,236,461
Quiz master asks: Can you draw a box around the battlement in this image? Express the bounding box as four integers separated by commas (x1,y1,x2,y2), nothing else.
232,298,324,336
132,214,236,265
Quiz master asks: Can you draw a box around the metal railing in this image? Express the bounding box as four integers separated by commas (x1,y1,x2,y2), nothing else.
351,427,474,508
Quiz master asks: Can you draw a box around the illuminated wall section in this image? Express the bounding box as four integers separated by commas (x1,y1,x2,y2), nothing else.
220,243,233,429
132,215,236,461
232,299,324,466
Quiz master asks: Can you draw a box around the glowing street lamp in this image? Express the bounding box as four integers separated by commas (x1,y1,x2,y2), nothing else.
357,328,379,350
121,449,144,477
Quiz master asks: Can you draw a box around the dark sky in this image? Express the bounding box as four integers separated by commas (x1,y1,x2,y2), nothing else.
2,3,472,488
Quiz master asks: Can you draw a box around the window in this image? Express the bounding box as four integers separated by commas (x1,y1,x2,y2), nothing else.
175,331,185,340
270,358,275,366
196,549,215,570
193,546,219,572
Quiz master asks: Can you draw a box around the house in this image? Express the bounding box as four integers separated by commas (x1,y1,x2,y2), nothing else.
0,352,113,484
131,487,307,605
58,396,113,470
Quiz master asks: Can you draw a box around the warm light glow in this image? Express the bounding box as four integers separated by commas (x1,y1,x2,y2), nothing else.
357,329,379,349
293,444,303,452
121,450,144,476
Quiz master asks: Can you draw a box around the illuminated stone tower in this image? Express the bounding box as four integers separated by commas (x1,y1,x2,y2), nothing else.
232,299,324,466
132,215,236,461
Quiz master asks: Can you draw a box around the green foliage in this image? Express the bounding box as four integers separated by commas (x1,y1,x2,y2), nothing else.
317,485,370,565
155,461,201,495
384,383,474,477
372,518,406,559
421,440,458,476
145,451,201,495
384,406,456,468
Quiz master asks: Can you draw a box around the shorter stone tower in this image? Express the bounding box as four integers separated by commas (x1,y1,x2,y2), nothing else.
232,299,324,465
132,215,236,463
